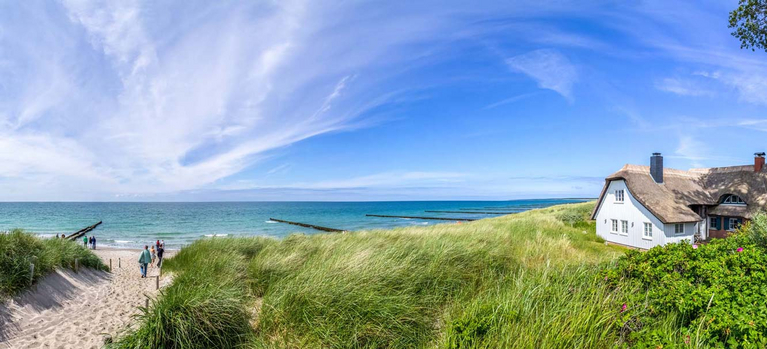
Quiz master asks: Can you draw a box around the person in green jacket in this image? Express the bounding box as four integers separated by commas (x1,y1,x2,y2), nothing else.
83,235,88,247
139,245,152,278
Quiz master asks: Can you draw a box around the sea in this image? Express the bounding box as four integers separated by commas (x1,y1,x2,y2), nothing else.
0,199,588,249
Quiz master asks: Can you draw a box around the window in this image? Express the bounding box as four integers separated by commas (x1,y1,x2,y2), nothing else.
709,217,718,230
728,218,740,231
643,223,652,239
615,189,624,203
621,220,628,235
721,194,746,205
611,219,618,233
675,223,684,234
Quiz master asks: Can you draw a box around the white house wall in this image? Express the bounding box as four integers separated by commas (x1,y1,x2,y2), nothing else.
663,222,696,244
594,180,666,249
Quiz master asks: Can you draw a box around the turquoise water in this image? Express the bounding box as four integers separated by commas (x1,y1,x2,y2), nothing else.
0,200,586,249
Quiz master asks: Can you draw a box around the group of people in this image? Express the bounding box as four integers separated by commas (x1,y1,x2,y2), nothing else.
138,240,165,278
82,235,97,249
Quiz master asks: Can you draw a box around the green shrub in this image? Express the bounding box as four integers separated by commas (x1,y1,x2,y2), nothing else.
604,215,767,347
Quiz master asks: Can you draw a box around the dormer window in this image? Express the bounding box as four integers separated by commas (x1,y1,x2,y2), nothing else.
721,194,746,205
615,189,624,203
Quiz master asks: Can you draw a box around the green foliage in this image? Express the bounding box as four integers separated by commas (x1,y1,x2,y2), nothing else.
0,229,106,299
729,0,767,52
604,214,767,347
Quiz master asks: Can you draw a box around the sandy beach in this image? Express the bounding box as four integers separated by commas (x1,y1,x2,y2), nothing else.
0,248,174,349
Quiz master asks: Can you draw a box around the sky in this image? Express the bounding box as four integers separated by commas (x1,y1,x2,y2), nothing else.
1,0,766,201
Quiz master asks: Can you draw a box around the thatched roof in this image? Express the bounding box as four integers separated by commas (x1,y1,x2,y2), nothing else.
591,163,767,223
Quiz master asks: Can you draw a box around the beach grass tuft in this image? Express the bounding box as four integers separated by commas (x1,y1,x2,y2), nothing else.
0,229,107,299
109,250,255,349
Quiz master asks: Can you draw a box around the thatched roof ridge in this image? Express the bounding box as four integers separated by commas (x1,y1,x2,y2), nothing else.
591,162,767,224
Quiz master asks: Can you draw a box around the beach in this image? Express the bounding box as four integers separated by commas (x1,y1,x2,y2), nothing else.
0,248,173,349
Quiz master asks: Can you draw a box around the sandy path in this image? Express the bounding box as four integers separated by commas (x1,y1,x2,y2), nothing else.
0,249,174,349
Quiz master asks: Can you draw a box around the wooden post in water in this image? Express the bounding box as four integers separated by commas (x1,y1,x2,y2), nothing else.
268,218,344,232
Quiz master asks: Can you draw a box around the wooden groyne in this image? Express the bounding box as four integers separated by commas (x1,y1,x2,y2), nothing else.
66,221,102,241
424,210,515,215
366,214,476,221
268,218,345,233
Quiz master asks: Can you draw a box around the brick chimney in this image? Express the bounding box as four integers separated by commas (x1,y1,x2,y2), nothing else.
756,152,765,173
651,152,663,183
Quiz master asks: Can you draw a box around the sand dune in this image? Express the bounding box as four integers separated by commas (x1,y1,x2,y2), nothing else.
0,249,173,349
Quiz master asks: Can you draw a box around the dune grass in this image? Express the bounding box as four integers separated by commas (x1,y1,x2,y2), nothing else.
0,229,107,299
111,202,641,348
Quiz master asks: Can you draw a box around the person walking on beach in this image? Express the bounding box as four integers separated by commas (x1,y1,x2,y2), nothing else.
139,246,151,278
150,246,157,267
157,244,165,268
83,235,88,247
92,236,97,250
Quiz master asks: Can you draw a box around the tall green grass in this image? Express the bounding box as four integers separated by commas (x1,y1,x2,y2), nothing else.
0,229,107,299
112,202,634,348
110,250,255,349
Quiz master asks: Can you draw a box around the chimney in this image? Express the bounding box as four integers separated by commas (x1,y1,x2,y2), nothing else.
650,153,663,183
756,152,765,173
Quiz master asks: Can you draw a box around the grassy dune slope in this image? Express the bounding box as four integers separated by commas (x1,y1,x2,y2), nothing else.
0,229,107,299
113,202,641,348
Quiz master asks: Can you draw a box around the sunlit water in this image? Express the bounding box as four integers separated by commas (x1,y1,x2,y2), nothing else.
0,199,587,249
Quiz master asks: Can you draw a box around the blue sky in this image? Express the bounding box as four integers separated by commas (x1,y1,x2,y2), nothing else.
1,0,766,201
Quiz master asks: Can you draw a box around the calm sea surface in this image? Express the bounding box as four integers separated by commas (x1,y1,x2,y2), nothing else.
0,200,587,249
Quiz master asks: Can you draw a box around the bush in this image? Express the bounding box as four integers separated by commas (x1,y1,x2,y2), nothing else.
604,215,767,347
0,229,106,299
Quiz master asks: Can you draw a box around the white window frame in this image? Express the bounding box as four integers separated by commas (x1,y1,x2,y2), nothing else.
643,222,652,240
722,194,746,205
675,223,684,234
611,219,618,234
728,218,739,231
615,189,624,203
620,220,628,236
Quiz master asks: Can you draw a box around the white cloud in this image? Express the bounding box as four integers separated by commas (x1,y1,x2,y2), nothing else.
506,49,578,101
674,135,707,168
482,92,538,110
655,77,713,97
4,1,515,199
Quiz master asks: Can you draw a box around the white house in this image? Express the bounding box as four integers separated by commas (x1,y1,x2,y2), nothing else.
591,152,767,249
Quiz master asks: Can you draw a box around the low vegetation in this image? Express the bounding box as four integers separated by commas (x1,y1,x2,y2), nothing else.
0,229,107,299
604,214,767,348
110,203,767,348
110,202,629,348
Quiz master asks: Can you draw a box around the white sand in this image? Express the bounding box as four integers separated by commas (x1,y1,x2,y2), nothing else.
0,249,174,349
